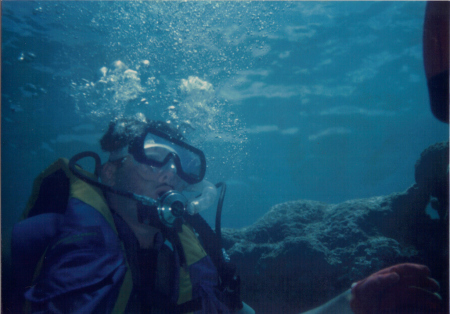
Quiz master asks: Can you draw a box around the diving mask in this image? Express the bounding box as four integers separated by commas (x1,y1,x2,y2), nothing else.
127,126,206,185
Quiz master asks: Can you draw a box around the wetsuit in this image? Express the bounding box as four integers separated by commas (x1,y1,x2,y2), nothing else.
12,158,233,313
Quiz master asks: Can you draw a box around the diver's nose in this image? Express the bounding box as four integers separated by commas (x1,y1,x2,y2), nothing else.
158,160,177,184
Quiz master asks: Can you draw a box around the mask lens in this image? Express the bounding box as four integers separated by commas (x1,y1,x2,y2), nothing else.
144,138,176,163
134,158,187,190
178,149,202,176
141,132,204,182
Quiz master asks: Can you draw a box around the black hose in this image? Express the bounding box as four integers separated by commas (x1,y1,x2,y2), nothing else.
68,151,147,203
69,151,102,175
214,182,227,247
68,152,116,195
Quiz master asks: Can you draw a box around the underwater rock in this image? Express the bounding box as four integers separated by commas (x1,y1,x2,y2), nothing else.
222,143,448,313
415,141,449,220
222,196,420,313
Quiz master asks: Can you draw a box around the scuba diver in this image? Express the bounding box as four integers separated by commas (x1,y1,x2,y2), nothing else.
11,116,442,313
12,117,254,313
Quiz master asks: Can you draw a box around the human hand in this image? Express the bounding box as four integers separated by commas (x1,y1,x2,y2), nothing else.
350,263,442,314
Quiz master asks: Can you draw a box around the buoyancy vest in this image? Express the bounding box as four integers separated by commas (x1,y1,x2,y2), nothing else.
13,158,230,313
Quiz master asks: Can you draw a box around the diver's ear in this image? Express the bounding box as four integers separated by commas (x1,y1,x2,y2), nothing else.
100,162,118,186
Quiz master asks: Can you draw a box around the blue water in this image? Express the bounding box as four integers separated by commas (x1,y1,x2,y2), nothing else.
2,1,447,250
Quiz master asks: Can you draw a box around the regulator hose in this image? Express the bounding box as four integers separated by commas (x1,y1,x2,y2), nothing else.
68,151,158,207
214,182,227,247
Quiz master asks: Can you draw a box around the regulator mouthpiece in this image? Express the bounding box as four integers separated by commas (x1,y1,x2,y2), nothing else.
157,191,188,227
136,190,188,227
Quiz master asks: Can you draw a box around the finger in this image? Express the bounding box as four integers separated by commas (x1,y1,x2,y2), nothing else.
407,286,442,312
399,276,440,293
380,285,442,312
390,263,430,278
352,272,400,299
370,272,400,289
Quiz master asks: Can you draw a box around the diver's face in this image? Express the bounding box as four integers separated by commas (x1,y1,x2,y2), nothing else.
115,155,185,200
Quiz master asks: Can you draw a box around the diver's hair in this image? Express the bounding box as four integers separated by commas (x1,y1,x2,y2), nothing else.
100,117,185,153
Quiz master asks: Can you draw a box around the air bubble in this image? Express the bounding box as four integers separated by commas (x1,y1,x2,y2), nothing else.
99,67,108,77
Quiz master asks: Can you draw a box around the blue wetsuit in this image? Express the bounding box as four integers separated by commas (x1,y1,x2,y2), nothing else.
13,197,229,313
